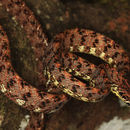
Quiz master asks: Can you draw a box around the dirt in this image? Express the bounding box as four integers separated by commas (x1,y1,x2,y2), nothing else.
0,0,130,130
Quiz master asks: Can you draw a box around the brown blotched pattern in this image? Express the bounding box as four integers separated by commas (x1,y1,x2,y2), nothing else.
0,0,130,130
0,25,69,113
44,29,130,104
1,0,49,87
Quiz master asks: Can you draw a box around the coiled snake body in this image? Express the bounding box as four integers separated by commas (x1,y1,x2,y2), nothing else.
0,0,129,129
44,28,130,104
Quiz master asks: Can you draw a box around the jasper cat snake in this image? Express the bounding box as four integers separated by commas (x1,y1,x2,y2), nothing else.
0,0,129,129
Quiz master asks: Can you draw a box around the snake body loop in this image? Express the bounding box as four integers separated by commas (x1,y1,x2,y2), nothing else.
0,0,69,114
44,29,130,104
0,0,130,129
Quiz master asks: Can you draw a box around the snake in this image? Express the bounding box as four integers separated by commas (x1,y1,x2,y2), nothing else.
0,0,129,129
44,28,130,104
0,0,69,129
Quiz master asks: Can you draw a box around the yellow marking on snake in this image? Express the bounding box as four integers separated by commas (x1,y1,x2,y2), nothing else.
45,70,52,85
16,99,25,106
99,52,105,59
70,46,74,52
34,107,42,112
108,58,113,64
66,68,91,80
0,84,7,93
113,65,117,68
63,88,74,96
89,47,96,55
78,46,85,52
54,80,59,86
80,97,89,102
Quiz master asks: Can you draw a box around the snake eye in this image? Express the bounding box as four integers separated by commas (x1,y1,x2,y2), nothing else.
119,92,124,96
119,92,127,100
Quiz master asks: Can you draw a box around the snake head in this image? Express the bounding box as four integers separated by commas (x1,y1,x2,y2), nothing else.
101,65,130,106
111,78,130,106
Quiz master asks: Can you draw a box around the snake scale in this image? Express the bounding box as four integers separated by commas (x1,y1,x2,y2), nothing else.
0,0,129,129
